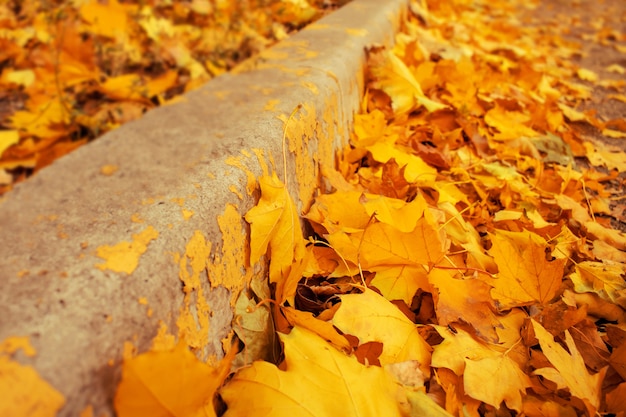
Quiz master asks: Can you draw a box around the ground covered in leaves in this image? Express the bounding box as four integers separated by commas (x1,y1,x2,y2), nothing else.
0,0,347,193
111,0,626,416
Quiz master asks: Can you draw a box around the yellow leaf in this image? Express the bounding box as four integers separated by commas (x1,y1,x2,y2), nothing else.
79,0,129,39
4,69,35,87
0,336,37,357
245,173,305,283
429,268,501,342
271,0,318,26
370,265,429,304
353,109,389,147
366,142,438,184
0,356,65,417
371,49,448,114
432,325,495,372
606,64,625,74
464,355,531,411
433,321,531,409
10,100,72,137
608,93,626,103
583,141,626,171
361,193,427,233
100,74,146,101
305,191,372,234
281,307,352,352
326,215,447,270
485,230,565,309
406,389,454,417
569,261,626,308
531,320,605,414
484,105,539,140
220,326,407,417
115,342,234,417
558,103,588,122
602,128,626,138
0,130,19,155
576,68,598,82
332,289,432,375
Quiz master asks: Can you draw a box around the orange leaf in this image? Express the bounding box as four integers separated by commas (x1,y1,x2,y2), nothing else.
326,215,447,271
432,326,530,411
429,268,501,342
485,230,565,309
244,173,305,283
114,343,234,417
220,326,407,417
531,320,605,414
79,0,129,39
332,289,432,375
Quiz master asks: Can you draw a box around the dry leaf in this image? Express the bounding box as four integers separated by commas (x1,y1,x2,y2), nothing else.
531,320,605,414
220,326,408,417
115,342,234,417
245,173,305,283
485,230,565,309
332,289,432,375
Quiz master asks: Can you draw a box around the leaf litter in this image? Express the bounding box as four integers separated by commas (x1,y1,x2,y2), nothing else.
0,0,350,194
112,0,626,415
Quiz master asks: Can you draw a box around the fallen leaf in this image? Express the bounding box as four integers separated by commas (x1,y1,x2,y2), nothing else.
569,261,626,308
332,288,432,375
485,230,565,309
0,130,19,155
432,325,529,411
463,355,531,411
428,268,501,342
220,326,408,417
115,342,234,417
369,49,448,114
245,173,305,283
531,320,605,414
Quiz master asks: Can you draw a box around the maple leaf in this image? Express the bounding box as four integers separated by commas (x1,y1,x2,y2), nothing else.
431,326,530,412
245,173,305,283
569,261,626,308
361,193,427,233
220,326,408,417
484,230,565,309
326,214,448,271
79,0,129,40
115,342,234,417
464,356,531,411
370,265,430,304
369,48,448,114
365,142,438,185
484,105,539,140
332,289,432,375
280,306,352,353
305,191,373,234
428,268,502,342
531,320,606,414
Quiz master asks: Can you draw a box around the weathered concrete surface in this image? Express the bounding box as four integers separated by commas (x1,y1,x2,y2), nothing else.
0,0,407,415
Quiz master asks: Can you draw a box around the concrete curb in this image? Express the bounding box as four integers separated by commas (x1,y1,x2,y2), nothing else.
0,1,407,415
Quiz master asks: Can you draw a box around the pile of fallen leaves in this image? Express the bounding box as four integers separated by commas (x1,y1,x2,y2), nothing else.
0,0,347,193
114,0,626,415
